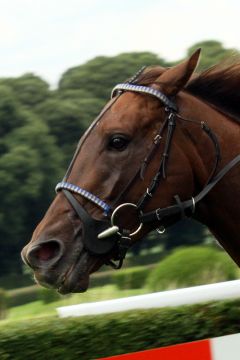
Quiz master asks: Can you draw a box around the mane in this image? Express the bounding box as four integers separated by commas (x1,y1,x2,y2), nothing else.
136,60,240,121
186,60,240,121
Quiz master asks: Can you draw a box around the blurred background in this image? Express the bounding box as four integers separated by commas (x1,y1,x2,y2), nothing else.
0,0,239,327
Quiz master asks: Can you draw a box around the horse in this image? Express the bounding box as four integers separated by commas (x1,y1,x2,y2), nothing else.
21,49,240,294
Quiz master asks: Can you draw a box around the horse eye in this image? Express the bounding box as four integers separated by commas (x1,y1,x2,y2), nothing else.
108,135,130,151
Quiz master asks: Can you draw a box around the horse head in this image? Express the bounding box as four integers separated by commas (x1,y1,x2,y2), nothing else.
22,49,240,293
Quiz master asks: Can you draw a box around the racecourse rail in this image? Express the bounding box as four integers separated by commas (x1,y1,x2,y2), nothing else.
57,279,240,318
99,333,240,360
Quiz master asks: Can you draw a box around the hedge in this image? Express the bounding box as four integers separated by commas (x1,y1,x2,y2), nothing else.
0,252,162,292
7,285,41,307
1,299,240,359
89,269,114,288
8,286,63,307
0,288,7,319
113,265,155,290
147,246,238,291
0,273,33,290
38,288,61,304
7,265,153,307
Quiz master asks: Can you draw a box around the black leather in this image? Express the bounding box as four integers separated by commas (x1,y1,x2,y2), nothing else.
140,154,240,226
63,190,118,255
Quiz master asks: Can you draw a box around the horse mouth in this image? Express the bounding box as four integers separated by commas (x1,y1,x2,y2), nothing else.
29,231,106,294
57,251,101,294
58,273,89,294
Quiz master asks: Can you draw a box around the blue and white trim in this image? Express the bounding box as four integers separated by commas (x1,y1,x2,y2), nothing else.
55,181,111,215
111,83,178,112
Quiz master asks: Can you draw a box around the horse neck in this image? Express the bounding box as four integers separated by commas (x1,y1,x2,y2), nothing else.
178,92,240,266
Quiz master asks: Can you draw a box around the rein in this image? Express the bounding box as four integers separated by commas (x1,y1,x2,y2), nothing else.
55,74,240,269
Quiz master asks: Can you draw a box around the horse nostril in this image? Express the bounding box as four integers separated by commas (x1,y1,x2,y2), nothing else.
25,240,64,269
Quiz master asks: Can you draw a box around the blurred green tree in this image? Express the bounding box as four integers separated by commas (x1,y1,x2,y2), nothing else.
59,52,167,101
186,40,239,70
0,85,25,138
0,97,62,274
36,96,105,164
0,73,50,108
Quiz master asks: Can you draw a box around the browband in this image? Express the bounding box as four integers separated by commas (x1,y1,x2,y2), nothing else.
111,83,178,112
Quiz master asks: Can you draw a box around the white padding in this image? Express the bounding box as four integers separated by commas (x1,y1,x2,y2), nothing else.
57,279,240,318
212,333,240,360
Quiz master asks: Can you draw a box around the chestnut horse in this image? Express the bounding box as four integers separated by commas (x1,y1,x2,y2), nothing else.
22,49,240,293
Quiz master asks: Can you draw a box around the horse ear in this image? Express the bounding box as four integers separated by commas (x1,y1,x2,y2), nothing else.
156,48,201,96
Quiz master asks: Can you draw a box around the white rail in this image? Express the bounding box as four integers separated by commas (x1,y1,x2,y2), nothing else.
57,279,240,318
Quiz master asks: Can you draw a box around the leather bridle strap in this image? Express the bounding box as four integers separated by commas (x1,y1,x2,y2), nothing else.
136,112,222,215
137,111,177,210
140,154,240,225
62,190,118,255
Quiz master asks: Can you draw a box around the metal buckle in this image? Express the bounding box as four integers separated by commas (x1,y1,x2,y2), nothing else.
156,226,165,234
146,188,152,197
155,208,162,221
153,134,162,144
191,197,196,213
111,203,143,237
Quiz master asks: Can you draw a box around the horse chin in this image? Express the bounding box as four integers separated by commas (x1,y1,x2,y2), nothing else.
57,250,102,294
57,273,89,294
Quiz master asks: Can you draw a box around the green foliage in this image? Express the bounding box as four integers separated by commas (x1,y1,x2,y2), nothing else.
89,270,114,288
113,265,155,290
7,286,40,307
59,52,166,100
187,40,239,70
1,300,240,359
0,73,50,107
0,288,8,319
0,109,62,275
155,219,208,252
125,251,166,267
147,246,238,292
36,96,104,163
8,286,60,308
0,273,33,290
0,85,25,138
38,288,61,304
7,267,149,307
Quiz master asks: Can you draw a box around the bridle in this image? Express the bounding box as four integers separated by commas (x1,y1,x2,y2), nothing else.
55,69,240,269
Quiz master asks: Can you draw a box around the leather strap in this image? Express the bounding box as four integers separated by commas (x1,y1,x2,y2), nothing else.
137,111,176,210
140,154,240,225
63,190,117,255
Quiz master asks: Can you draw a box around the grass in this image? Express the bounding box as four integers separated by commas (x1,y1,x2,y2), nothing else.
4,284,148,323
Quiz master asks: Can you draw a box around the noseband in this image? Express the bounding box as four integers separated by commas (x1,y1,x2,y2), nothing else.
56,71,240,269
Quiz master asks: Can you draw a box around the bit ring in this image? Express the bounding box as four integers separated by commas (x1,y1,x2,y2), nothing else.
111,203,143,236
